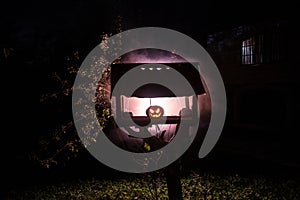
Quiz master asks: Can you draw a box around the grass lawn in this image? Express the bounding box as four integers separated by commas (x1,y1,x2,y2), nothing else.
8,171,300,200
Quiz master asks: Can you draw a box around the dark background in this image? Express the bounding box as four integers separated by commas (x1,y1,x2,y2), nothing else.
1,0,298,194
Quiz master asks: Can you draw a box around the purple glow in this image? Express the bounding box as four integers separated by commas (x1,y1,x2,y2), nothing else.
122,96,194,116
119,49,198,63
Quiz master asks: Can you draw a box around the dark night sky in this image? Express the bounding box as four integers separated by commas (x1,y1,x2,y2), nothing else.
1,0,295,89
1,0,295,100
1,0,294,41
0,1,296,144
0,0,298,191
1,0,296,71
0,0,295,150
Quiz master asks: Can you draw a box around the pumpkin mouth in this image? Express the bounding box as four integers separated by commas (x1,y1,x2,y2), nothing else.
146,105,164,119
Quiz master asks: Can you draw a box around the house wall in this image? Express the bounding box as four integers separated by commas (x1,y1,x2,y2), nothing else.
206,20,298,134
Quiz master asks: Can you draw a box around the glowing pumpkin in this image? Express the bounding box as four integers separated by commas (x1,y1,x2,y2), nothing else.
146,105,164,118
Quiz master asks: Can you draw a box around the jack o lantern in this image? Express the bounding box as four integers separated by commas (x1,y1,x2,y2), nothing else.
146,105,164,118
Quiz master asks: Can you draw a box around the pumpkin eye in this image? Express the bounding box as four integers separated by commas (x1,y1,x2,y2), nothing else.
156,108,160,113
150,108,154,114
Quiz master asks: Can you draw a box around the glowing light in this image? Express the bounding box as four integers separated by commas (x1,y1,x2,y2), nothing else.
122,96,193,116
146,105,164,118
166,67,170,70
118,49,200,63
140,67,146,70
156,67,162,70
149,67,153,70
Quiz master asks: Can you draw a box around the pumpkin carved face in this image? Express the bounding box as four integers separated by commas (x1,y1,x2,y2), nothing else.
146,105,164,118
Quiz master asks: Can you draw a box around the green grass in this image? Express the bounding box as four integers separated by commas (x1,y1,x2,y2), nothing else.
9,172,300,200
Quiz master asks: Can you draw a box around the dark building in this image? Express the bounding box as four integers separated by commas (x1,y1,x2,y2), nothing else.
207,20,297,132
204,19,299,168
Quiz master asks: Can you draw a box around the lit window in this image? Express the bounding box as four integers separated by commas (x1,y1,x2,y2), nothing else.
242,32,284,65
242,35,264,65
242,37,255,64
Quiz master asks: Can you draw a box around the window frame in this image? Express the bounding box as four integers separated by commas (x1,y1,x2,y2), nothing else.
241,31,285,66
241,35,264,65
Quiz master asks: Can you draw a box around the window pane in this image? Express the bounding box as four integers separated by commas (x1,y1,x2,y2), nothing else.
242,37,255,64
